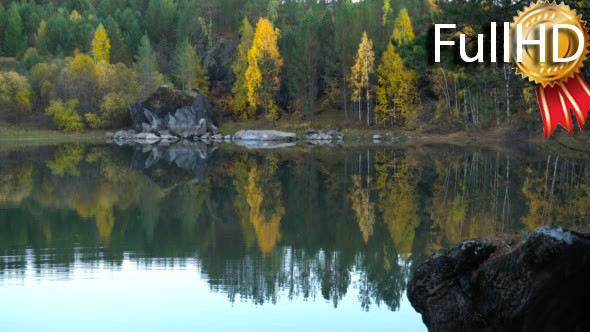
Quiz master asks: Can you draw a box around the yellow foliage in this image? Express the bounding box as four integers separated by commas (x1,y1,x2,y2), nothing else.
246,18,283,120
349,175,375,244
232,18,256,119
233,155,284,254
0,71,32,119
349,32,375,107
393,9,415,46
70,10,81,22
0,166,33,206
45,99,84,133
246,164,285,254
69,53,98,80
46,145,84,176
375,154,420,259
92,24,111,63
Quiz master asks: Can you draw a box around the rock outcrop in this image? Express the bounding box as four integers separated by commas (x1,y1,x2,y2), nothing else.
122,86,220,142
407,227,590,332
305,129,344,143
233,130,297,141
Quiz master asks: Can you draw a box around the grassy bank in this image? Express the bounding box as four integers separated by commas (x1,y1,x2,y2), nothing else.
0,125,108,141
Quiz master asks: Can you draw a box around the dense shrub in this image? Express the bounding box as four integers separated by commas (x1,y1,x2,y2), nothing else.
45,99,84,132
0,71,31,122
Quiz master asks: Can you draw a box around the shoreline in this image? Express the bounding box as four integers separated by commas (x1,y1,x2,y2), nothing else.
0,125,586,155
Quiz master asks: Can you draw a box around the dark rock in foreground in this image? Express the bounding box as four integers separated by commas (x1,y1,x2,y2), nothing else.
407,227,590,332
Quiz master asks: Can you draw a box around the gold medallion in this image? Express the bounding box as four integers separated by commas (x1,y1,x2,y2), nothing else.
511,1,590,87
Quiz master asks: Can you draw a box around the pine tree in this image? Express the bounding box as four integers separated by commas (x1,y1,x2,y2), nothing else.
92,24,111,63
267,0,279,23
108,27,132,65
0,5,6,53
246,18,283,120
4,4,25,56
298,9,320,116
382,0,392,26
392,8,414,46
174,38,208,91
134,33,163,98
349,32,375,125
231,18,255,119
35,19,48,56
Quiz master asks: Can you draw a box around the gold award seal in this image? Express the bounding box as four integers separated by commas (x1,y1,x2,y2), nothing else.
511,1,589,87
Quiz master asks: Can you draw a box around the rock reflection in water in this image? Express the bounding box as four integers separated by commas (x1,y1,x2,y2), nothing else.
0,143,589,314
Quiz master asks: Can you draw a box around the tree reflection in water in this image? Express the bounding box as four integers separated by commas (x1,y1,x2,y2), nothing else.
0,143,589,311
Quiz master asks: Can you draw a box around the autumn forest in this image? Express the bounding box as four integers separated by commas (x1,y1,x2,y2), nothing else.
1,0,588,133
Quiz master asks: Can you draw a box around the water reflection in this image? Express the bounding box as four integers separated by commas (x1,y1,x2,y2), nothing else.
0,142,588,315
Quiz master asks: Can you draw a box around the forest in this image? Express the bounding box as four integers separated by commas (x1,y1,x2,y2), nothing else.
0,0,588,133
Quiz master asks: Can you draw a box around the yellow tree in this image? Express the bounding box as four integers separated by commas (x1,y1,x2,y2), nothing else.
349,32,375,125
392,8,414,46
349,175,375,244
231,18,255,119
246,18,283,120
92,24,111,63
375,43,418,125
375,153,421,260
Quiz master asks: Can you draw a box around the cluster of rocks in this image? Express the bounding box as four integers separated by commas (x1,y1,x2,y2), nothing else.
305,129,344,143
108,129,232,145
407,226,590,331
109,86,231,144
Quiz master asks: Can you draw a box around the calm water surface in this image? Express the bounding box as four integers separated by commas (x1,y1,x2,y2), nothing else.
1,141,588,331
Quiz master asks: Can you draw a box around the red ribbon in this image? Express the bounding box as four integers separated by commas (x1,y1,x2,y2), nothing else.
536,73,590,138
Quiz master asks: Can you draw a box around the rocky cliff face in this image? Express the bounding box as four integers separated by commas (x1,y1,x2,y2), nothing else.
407,227,590,332
126,86,220,140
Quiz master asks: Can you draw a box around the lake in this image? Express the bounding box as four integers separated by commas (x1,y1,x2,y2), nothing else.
0,140,588,331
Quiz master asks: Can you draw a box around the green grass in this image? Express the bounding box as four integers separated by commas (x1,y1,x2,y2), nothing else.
0,126,108,140
218,108,408,140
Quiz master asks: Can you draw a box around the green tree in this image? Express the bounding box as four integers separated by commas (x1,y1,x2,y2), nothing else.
4,4,25,56
145,0,177,45
19,48,41,71
174,39,208,91
134,33,163,99
231,17,255,119
298,9,320,116
46,99,84,132
35,19,48,55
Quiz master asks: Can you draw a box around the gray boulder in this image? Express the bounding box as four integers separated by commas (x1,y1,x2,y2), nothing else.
307,133,333,141
325,129,339,136
134,132,161,143
407,227,590,332
114,129,137,139
127,86,216,140
234,130,297,141
235,140,297,149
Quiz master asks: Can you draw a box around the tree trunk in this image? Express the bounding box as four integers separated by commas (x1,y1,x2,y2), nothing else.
366,86,370,126
503,63,510,121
